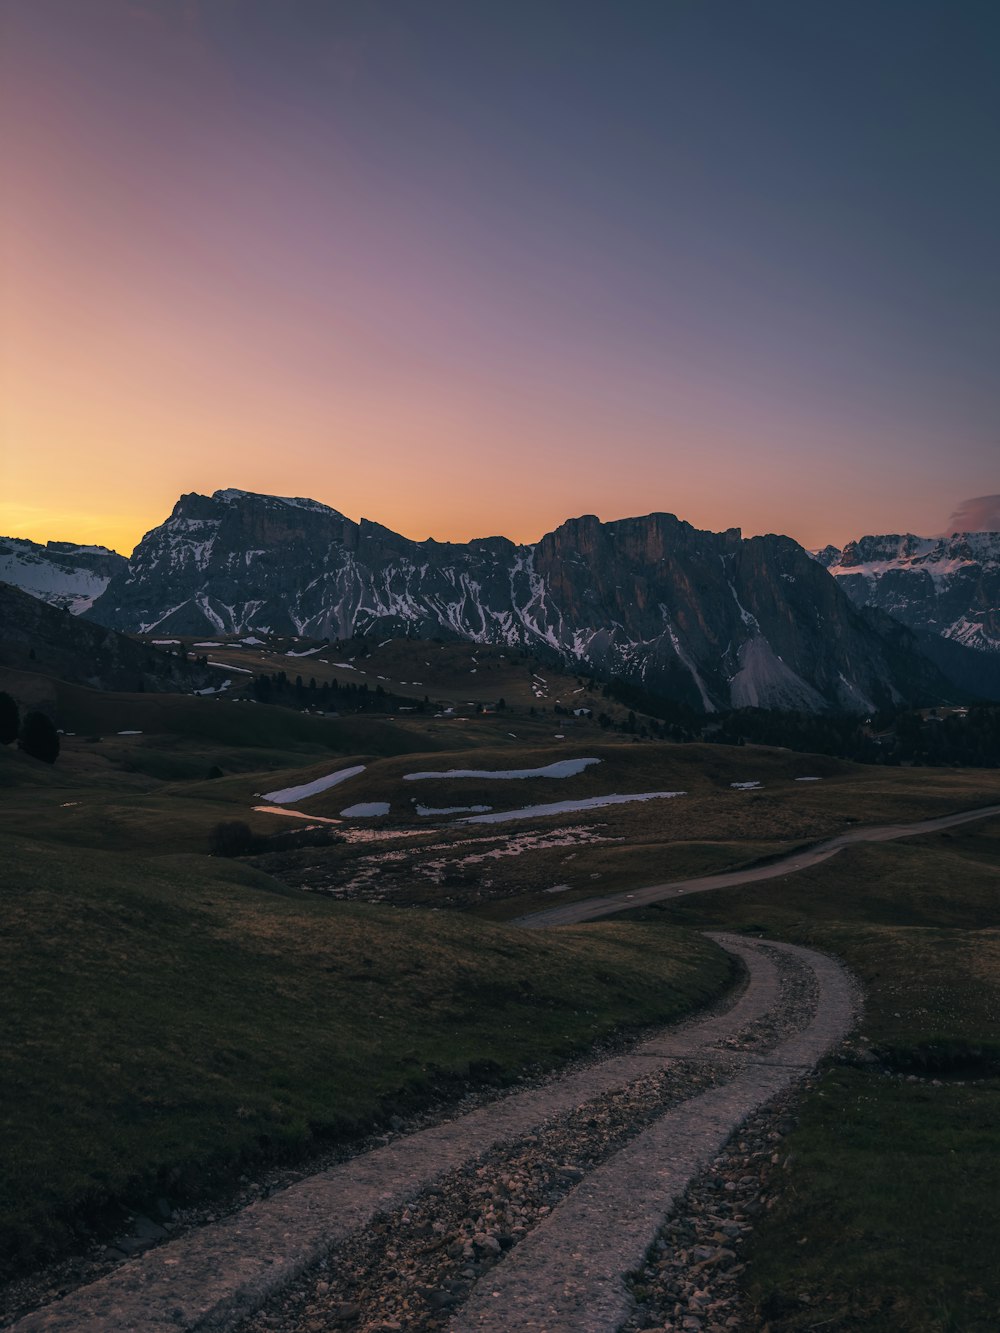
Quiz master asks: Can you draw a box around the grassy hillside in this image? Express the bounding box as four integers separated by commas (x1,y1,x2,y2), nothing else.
0,834,733,1277
0,666,458,755
230,744,1000,915
134,634,600,711
5,670,1000,1321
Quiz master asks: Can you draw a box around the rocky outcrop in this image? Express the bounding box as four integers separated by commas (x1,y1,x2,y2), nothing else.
78,489,952,714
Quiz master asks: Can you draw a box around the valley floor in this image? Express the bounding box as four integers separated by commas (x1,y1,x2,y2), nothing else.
3,682,1000,1329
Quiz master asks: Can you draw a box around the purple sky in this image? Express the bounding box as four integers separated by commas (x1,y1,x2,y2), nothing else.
2,0,997,554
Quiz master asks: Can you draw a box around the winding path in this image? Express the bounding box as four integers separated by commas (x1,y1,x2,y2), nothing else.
10,940,852,1333
450,938,854,1332
11,801,999,1332
517,802,1000,928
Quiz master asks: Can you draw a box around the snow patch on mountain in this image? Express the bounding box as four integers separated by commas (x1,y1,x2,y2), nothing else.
819,530,1000,654
664,612,716,712
0,537,124,614
213,488,346,517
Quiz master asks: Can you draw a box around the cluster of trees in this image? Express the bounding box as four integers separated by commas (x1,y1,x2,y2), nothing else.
251,670,427,714
704,705,1000,767
707,706,1000,767
894,707,1000,767
0,692,60,763
592,676,1000,767
710,708,889,761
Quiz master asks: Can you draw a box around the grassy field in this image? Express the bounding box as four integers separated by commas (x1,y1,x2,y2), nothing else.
5,662,1000,1321
233,745,1000,914
626,816,1000,1331
747,1070,1000,1331
0,832,734,1278
8,714,1000,876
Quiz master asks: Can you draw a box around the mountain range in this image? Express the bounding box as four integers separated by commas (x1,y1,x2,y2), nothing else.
3,487,998,712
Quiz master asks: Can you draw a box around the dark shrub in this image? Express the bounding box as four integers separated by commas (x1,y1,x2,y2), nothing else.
209,821,256,857
0,692,18,745
18,711,59,764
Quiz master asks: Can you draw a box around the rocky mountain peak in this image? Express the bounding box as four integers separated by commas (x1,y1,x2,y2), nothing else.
74,489,953,714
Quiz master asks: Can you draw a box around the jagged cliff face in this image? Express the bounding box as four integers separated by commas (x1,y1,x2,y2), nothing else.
0,537,127,614
85,489,948,713
816,532,1000,653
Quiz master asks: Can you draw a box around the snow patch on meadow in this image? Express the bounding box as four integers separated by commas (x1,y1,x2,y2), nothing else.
341,802,391,818
262,765,366,804
403,758,600,782
460,791,685,823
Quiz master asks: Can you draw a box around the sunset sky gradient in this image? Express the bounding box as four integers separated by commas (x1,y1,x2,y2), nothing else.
2,0,998,555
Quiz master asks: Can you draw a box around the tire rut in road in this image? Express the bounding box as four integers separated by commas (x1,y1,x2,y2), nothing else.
448,939,856,1332
7,939,841,1333
233,944,819,1333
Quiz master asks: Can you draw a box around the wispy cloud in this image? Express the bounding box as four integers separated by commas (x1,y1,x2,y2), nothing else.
943,495,1000,535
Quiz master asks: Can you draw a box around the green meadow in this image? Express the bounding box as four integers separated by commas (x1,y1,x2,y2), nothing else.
4,658,1000,1330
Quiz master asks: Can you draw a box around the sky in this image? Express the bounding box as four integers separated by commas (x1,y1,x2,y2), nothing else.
2,0,998,556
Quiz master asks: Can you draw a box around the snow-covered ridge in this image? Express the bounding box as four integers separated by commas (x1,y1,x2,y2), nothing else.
816,529,1000,654
212,488,345,517
820,530,1000,579
0,536,125,614
68,491,951,713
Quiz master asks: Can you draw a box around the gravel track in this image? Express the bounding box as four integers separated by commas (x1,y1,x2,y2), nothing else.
517,802,1000,927
16,801,995,1329
9,935,850,1333
448,939,855,1331
233,947,820,1333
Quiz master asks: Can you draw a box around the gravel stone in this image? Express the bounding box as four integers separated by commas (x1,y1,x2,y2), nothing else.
5,937,858,1333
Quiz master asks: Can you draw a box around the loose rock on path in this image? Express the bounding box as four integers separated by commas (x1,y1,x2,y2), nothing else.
9,935,857,1333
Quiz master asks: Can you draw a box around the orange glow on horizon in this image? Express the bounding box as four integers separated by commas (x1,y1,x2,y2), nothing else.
2,2,991,562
